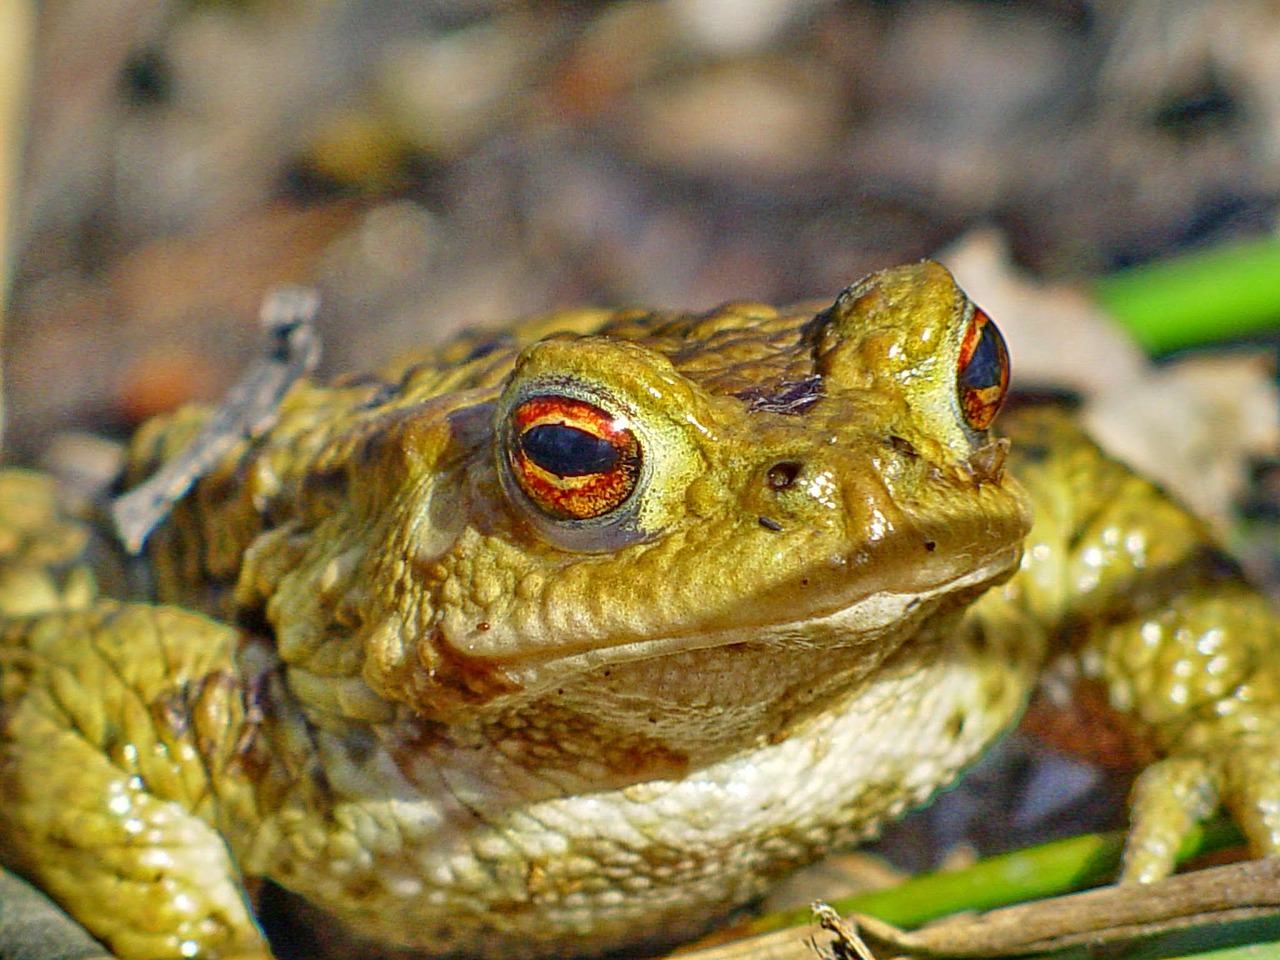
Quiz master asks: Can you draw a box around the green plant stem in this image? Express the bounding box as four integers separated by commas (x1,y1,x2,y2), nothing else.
746,819,1244,937
1095,238,1280,353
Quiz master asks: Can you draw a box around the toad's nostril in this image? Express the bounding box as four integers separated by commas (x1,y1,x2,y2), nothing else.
766,462,802,490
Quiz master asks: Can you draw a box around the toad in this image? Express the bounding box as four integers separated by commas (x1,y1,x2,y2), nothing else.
1,262,1276,958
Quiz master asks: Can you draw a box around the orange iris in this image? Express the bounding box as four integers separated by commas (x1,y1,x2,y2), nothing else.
508,395,642,520
956,307,1010,431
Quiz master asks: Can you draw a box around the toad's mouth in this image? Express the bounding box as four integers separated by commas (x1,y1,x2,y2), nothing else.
461,542,1023,698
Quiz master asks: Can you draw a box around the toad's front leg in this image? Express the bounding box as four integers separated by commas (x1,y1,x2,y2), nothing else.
1085,584,1280,882
1004,405,1280,883
0,601,273,960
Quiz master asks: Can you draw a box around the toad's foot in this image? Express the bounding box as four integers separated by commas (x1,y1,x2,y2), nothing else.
0,601,272,959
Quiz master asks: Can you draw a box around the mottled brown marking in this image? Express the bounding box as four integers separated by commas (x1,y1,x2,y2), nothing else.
1022,676,1159,770
300,465,349,499
610,741,690,782
524,860,551,898
886,435,918,457
486,700,691,786
944,709,965,741
342,874,382,903
152,687,192,737
425,636,525,713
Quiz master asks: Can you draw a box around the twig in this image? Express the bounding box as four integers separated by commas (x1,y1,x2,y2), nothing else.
670,859,1280,960
0,0,36,453
810,905,884,960
110,287,321,552
856,857,1280,957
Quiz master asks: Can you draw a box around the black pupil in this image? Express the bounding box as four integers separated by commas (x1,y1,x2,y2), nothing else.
520,423,620,477
959,321,1006,391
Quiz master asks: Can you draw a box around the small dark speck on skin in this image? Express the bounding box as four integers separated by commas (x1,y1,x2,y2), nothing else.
924,539,937,552
333,373,399,410
984,673,1007,709
1015,441,1051,465
155,689,190,735
886,435,918,458
944,710,965,740
463,336,512,363
759,516,783,532
905,597,920,611
302,466,349,499
736,376,825,415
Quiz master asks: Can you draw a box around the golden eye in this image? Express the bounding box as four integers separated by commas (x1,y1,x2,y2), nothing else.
507,396,642,521
956,307,1010,431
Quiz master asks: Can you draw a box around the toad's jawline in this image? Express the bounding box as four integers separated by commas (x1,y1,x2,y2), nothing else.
452,544,1023,692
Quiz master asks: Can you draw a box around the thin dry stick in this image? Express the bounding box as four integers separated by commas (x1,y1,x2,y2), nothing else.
672,859,1280,960
110,287,322,552
0,0,35,452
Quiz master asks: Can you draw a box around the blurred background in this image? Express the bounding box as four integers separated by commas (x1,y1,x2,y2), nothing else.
9,0,1280,453
5,0,1280,900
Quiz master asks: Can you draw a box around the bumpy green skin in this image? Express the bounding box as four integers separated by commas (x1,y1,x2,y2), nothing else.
1001,405,1280,880
0,262,1277,959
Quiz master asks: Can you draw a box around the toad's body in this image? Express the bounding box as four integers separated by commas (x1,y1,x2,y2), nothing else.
2,263,1279,959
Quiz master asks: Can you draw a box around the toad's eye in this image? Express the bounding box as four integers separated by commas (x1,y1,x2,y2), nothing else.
956,307,1009,431
507,396,642,521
